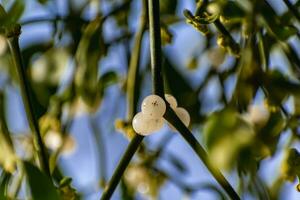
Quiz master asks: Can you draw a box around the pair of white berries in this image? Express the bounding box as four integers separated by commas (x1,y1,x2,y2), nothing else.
132,94,190,136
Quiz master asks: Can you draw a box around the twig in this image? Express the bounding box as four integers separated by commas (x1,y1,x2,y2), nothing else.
148,0,165,96
127,2,147,119
164,106,241,200
100,135,144,200
7,36,50,176
89,116,107,186
0,92,14,146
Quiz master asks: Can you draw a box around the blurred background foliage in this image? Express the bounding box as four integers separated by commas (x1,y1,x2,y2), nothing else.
0,0,300,199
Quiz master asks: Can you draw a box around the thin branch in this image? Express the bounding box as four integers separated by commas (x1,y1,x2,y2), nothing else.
7,36,51,176
217,74,228,106
148,0,165,96
21,16,65,26
127,2,148,120
164,106,241,200
100,135,144,200
89,116,107,186
0,92,14,147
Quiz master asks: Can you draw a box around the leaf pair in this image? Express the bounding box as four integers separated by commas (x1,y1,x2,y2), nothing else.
24,162,79,200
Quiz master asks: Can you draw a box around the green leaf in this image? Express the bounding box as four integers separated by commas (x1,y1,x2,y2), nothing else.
0,171,11,199
99,71,118,89
204,108,253,149
75,17,106,109
232,45,262,111
257,110,285,156
24,161,61,200
263,70,300,105
203,108,255,170
0,5,6,19
6,0,25,24
0,0,24,26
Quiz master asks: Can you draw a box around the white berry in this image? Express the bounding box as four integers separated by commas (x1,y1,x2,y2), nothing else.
175,107,190,127
145,117,164,134
132,112,164,136
141,95,166,119
165,94,177,108
132,112,148,134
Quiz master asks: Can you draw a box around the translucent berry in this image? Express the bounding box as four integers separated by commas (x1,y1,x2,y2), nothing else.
175,107,190,127
165,94,177,108
141,95,166,119
132,112,148,134
145,117,164,134
132,112,164,136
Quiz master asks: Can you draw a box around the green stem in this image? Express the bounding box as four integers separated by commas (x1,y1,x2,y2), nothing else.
148,0,165,96
0,92,14,147
127,1,147,120
0,171,11,199
164,107,241,200
283,0,300,22
101,0,165,199
100,135,144,200
7,36,50,176
217,74,228,106
257,30,268,71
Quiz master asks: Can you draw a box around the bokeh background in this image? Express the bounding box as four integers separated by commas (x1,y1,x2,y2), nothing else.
1,0,300,199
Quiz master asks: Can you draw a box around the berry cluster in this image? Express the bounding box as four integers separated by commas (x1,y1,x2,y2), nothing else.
132,94,190,136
